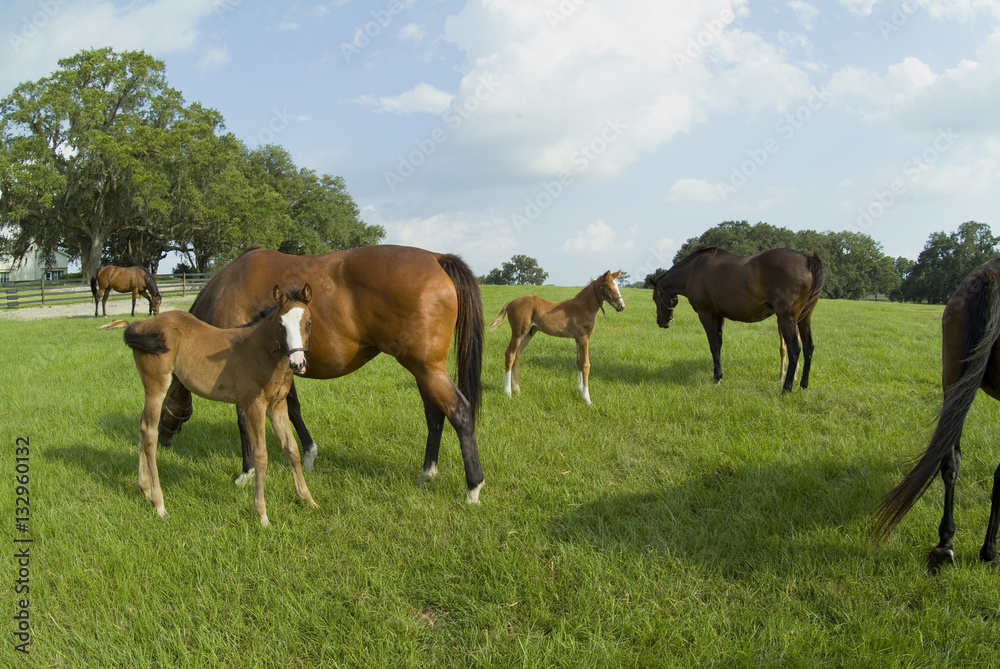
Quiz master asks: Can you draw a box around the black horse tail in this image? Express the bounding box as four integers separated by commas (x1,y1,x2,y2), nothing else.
489,301,512,330
874,266,1000,542
123,322,169,355
437,254,484,423
802,252,825,320
90,272,99,300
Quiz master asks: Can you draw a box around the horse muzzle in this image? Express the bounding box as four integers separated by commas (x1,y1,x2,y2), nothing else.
288,348,307,375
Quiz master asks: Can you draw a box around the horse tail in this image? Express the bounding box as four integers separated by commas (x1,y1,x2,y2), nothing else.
437,254,484,423
90,272,99,300
489,302,512,330
801,252,824,320
123,322,169,355
874,266,1000,542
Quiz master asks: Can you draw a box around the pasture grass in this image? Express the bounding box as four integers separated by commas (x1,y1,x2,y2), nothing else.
2,287,1000,667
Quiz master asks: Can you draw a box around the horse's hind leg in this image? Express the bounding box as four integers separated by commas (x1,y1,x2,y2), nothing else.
287,381,318,471
506,329,535,394
980,462,1000,565
777,315,801,393
929,446,961,573
158,378,192,446
797,314,815,389
410,364,484,504
101,287,112,317
138,375,170,517
416,402,445,482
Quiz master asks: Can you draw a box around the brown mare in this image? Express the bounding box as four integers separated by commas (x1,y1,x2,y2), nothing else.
156,245,486,504
124,284,317,526
91,265,162,317
875,259,1000,572
489,270,625,405
651,247,824,392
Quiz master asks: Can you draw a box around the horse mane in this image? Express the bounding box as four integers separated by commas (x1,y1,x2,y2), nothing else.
144,269,160,297
653,246,722,284
241,287,312,328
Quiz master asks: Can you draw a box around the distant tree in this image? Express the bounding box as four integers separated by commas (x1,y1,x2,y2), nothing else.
898,221,999,303
481,254,548,285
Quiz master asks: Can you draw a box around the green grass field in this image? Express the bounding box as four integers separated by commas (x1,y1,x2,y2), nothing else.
2,287,999,667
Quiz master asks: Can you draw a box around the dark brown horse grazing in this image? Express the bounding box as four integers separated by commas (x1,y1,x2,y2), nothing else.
124,285,318,526
156,245,486,504
651,247,824,392
874,259,1000,572
489,270,625,404
91,265,161,317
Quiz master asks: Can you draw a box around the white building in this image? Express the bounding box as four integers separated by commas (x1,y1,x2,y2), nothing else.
0,248,71,284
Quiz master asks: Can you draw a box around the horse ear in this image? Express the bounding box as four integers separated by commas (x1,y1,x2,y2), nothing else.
301,283,312,304
612,270,621,278
272,285,283,304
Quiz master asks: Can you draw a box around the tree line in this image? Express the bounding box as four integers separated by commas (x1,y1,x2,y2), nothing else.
644,220,997,303
0,48,383,280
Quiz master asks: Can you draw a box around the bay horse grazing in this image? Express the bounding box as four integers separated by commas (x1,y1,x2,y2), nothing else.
156,245,486,504
874,259,1000,572
91,265,162,317
651,247,824,392
489,270,625,405
124,284,318,526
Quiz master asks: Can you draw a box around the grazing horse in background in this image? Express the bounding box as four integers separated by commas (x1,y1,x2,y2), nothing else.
92,265,161,317
490,270,625,405
874,259,1000,572
156,245,486,504
651,247,824,392
124,284,318,527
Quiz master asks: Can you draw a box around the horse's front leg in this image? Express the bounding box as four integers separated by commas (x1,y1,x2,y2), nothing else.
698,312,724,382
268,401,318,510
130,289,138,317
929,446,961,573
244,403,271,527
576,335,592,405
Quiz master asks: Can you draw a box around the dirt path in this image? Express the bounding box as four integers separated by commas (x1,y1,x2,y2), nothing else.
0,296,192,321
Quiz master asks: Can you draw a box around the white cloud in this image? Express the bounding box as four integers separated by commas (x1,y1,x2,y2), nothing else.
838,0,878,16
275,21,301,32
1,0,217,96
788,0,818,29
558,220,636,256
666,178,726,203
399,23,426,43
198,46,230,71
431,0,817,183
355,82,453,115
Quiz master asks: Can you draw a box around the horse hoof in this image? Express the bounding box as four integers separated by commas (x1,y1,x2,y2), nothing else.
303,445,317,472
308,500,320,510
416,463,438,484
465,481,484,505
234,469,255,487
928,547,955,574
259,515,271,528
155,506,167,518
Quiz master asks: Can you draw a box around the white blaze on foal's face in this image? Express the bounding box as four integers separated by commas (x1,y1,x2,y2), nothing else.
281,306,307,372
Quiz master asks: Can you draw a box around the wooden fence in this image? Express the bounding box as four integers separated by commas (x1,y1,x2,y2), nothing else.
1,274,211,310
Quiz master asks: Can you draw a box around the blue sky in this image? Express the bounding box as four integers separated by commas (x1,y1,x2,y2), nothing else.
2,0,998,284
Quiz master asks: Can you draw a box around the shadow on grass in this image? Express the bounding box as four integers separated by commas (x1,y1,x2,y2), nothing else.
549,456,903,576
518,352,708,387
